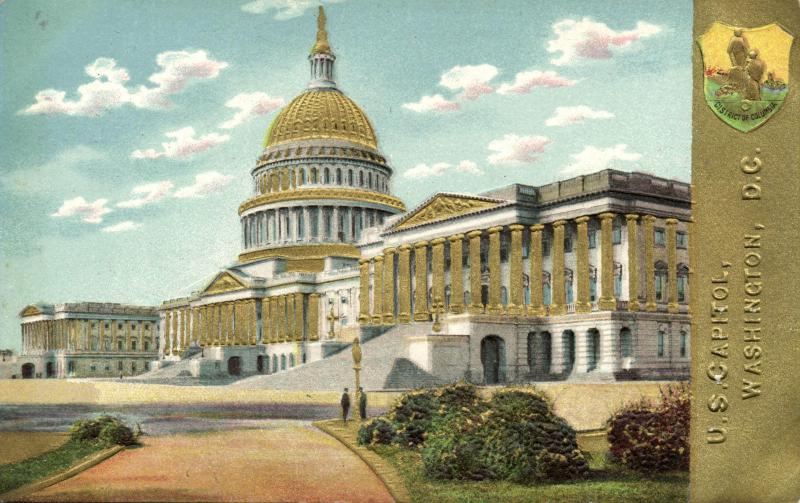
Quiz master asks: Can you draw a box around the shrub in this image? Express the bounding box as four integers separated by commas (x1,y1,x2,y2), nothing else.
357,417,396,446
421,411,490,481
606,383,690,473
69,415,137,446
98,421,137,446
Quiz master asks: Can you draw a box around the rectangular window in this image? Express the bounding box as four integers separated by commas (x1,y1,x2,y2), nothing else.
118,361,123,371
588,230,597,249
564,237,573,253
678,276,687,302
655,275,665,301
677,231,688,249
612,226,622,245
680,332,688,358
542,239,551,257
657,332,665,357
654,228,666,247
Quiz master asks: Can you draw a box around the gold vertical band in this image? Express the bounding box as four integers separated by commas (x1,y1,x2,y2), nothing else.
308,293,320,341
372,255,384,324
599,212,617,310
508,224,524,315
397,244,411,323
575,216,591,313
644,215,657,311
448,234,465,314
358,258,370,323
413,241,429,321
487,226,503,314
467,230,483,314
551,220,566,315
666,218,679,313
383,247,396,324
529,225,544,316
625,214,640,311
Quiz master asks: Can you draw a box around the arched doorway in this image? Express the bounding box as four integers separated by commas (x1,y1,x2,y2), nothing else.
21,363,35,379
480,335,506,385
562,330,576,375
587,329,600,372
46,362,55,378
256,355,265,374
227,356,242,376
67,361,75,376
527,331,552,377
481,285,489,307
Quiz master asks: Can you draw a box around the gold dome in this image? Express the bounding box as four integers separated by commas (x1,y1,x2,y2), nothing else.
264,90,378,150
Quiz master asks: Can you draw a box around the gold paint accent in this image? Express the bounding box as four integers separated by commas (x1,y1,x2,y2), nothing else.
20,306,43,317
394,194,499,231
643,215,657,311
625,214,640,311
467,230,483,314
397,244,411,323
551,220,566,316
508,224,524,315
528,225,544,316
372,255,384,324
239,188,405,215
277,296,287,343
383,248,396,324
311,6,332,55
294,293,304,342
487,226,503,315
269,297,278,343
430,238,446,319
666,218,679,313
265,90,378,149
204,272,247,295
447,234,465,314
575,216,591,313
237,242,360,266
599,212,617,310
308,293,320,341
358,259,370,323
413,241,429,321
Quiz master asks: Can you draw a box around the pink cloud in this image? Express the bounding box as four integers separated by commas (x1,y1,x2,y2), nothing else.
487,134,552,165
497,70,576,95
401,94,460,113
548,18,662,66
131,127,230,160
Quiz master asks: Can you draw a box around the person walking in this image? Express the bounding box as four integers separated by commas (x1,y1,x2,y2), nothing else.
340,387,350,423
358,386,367,420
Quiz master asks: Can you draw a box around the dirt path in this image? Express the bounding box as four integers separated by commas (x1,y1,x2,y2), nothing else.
23,422,394,503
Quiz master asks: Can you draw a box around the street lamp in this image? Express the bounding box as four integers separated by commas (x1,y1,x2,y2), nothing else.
351,336,363,420
327,298,340,340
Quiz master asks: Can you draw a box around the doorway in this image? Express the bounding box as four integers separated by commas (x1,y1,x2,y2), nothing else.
480,335,506,384
227,356,242,376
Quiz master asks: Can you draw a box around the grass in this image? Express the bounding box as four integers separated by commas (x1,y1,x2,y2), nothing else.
369,432,689,503
0,439,107,494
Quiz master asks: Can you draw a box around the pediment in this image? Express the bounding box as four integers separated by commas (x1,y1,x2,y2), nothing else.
392,194,502,231
202,272,247,295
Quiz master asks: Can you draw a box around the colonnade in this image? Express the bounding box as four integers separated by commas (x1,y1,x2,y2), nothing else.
359,214,685,324
162,294,321,355
242,205,385,249
21,319,156,353
253,162,390,196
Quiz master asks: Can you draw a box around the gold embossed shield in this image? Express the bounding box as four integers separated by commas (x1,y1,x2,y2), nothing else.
698,22,793,132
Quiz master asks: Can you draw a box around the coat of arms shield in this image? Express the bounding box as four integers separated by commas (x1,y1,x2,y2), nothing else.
698,22,793,132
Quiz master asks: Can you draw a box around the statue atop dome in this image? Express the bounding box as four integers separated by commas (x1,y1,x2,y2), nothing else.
312,6,332,55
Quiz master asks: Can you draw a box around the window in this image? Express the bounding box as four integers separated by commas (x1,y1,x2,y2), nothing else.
117,340,123,351
657,331,665,357
588,230,597,249
612,224,622,245
131,340,137,351
678,275,688,302
542,239,551,257
677,231,688,249
654,228,666,247
347,169,353,186
117,361,123,371
543,272,552,305
614,262,623,299
620,328,633,358
655,262,668,301
131,362,137,372
680,331,689,358
564,236,573,253
589,267,597,302
564,269,574,305
144,341,151,351
90,365,96,372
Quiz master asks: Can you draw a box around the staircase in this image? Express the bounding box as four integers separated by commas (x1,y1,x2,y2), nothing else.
129,352,240,386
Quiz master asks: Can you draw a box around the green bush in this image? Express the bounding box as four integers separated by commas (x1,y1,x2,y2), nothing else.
357,417,396,446
606,383,690,473
68,415,137,446
422,388,588,483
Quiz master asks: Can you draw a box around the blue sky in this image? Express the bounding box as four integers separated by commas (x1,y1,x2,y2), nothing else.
0,0,692,351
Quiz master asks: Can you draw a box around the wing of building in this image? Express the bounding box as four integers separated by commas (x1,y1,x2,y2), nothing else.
8,7,690,386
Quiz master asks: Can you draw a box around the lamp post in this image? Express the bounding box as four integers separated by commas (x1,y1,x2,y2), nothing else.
327,299,340,340
431,295,444,333
351,337,363,420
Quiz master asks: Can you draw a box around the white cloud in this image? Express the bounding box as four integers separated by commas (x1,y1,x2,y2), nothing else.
562,144,642,176
132,127,230,160
218,92,285,129
241,0,344,20
487,134,552,165
402,160,482,179
548,18,663,66
102,221,142,233
116,181,174,208
497,70,576,95
545,105,614,127
401,94,460,113
439,64,499,101
51,197,112,224
20,51,228,117
0,145,105,194
173,171,234,198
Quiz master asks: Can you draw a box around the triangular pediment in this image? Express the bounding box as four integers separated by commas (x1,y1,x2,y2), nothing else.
392,193,503,231
202,272,247,295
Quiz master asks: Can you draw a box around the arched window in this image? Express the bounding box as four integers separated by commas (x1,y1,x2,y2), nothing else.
359,170,364,187
272,354,278,372
299,169,306,185
655,261,668,302
336,168,342,185
677,263,689,302
680,330,689,357
289,353,295,367
657,330,666,357
324,167,331,184
620,327,633,358
311,167,318,184
348,169,354,186
280,354,287,370
368,172,373,188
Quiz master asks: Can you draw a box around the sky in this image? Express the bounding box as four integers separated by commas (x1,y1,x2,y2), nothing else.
0,0,692,351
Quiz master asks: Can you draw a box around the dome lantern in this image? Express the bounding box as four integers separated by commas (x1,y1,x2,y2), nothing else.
309,6,336,89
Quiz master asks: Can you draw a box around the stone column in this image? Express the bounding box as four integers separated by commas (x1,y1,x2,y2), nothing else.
487,226,503,314
448,234,464,314
332,206,340,241
383,248,396,324
431,238,446,312
666,218,679,313
163,313,171,355
625,214,640,311
551,220,567,315
599,212,617,310
259,299,268,345
644,215,657,311
172,311,180,354
358,259,370,323
467,230,483,314
397,244,412,323
277,295,287,342
303,207,311,243
372,255,384,324
413,241,429,321
528,225,544,316
294,293,305,341
308,293,320,341
576,216,592,313
286,295,296,341
508,225,524,315
190,308,198,346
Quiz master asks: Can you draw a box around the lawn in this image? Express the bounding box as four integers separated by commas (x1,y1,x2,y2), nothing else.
0,439,107,494
0,432,69,466
371,432,689,503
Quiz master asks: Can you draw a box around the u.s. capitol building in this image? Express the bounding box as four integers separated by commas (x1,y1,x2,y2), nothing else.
8,8,690,387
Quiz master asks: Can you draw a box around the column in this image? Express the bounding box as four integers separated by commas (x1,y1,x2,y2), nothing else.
294,293,305,341
666,218,679,313
269,297,278,342
528,225,544,316
467,230,483,314
277,295,287,342
644,215,657,311
332,206,340,241
358,259,370,323
551,220,566,316
211,305,219,345
190,308,198,346
163,313,171,356
397,244,412,323
260,299,269,345
575,216,591,313
171,311,179,354
303,207,311,243
487,226,503,314
372,255,384,324
308,293,320,341
383,248,396,324
599,212,617,310
508,225,524,315
448,234,464,314
625,214,640,311
430,238,446,313
413,241,429,321
291,209,299,243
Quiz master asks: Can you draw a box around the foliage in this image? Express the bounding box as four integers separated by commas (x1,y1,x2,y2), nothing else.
69,415,137,446
0,439,105,494
357,417,396,446
606,384,690,473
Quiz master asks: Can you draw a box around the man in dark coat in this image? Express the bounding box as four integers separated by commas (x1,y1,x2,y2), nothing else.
358,386,367,420
340,387,350,423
